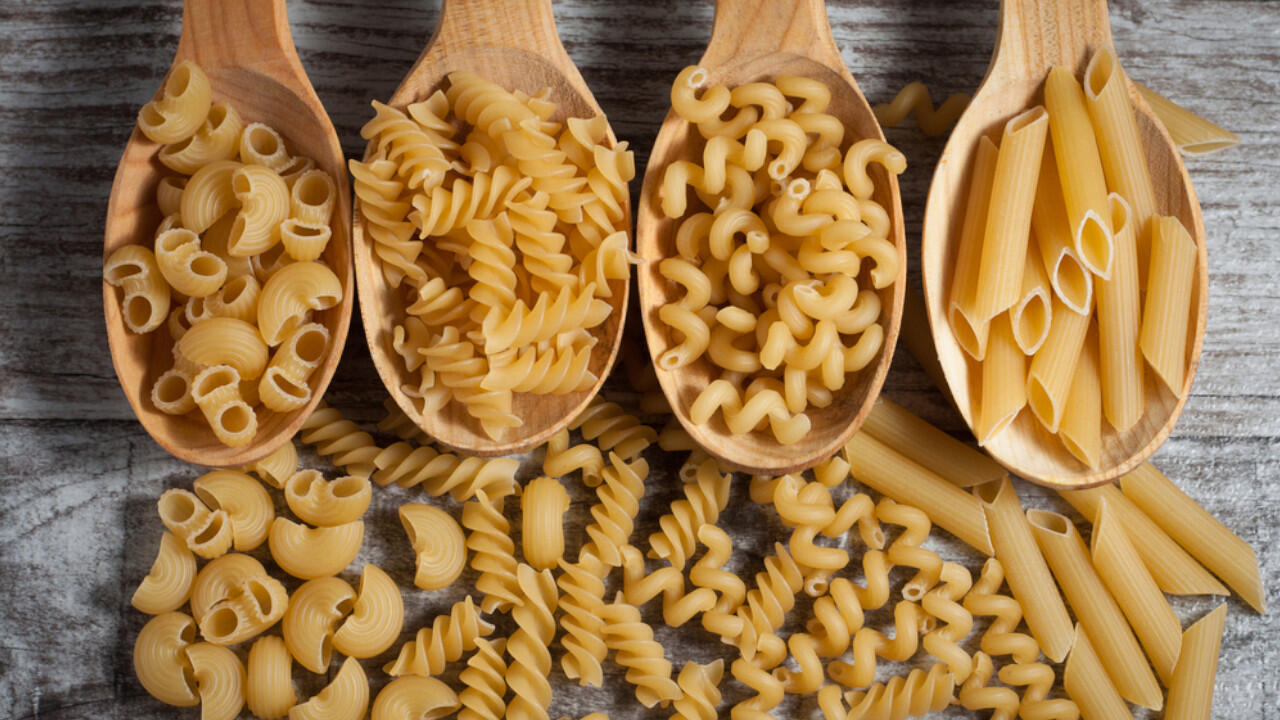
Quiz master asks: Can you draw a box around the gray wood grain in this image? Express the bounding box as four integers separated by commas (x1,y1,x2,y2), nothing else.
0,0,1276,718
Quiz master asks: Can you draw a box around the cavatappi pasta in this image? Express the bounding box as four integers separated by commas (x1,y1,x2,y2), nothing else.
352,72,636,440
654,66,904,444
945,48,1202,465
106,60,344,448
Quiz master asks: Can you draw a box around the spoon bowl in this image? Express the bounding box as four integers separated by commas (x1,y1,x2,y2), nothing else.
921,0,1207,488
103,0,353,468
354,0,628,457
637,0,906,475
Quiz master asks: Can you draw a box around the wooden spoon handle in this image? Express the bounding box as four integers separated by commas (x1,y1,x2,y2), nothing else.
428,0,569,62
176,0,298,70
992,0,1114,79
702,0,843,70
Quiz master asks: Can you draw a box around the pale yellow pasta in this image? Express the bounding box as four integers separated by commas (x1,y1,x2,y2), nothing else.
333,564,404,659
132,531,197,615
975,313,1026,444
279,218,332,262
1032,149,1093,315
873,81,970,136
185,642,246,720
1120,462,1265,613
134,611,199,706
841,138,907,199
259,365,311,413
1027,509,1162,709
179,317,269,380
1135,81,1240,156
861,396,1006,488
198,572,288,647
269,517,364,580
670,659,724,720
289,655,369,720
282,576,356,673
1096,193,1144,431
284,470,371,527
521,475,571,571
156,175,188,217
137,60,212,144
228,164,290,256
180,159,242,234
1026,297,1091,432
398,503,466,590
1059,327,1102,468
247,636,295,720
1165,604,1228,720
948,135,1001,358
973,107,1049,323
1012,241,1053,354
157,488,233,559
290,169,337,225
1045,66,1115,279
189,553,268,622
155,227,228,298
257,260,344,346
371,676,459,720
159,101,243,174
190,365,258,447
1140,215,1197,394
1063,625,1130,720
974,477,1073,662
193,469,273,551
104,244,171,334
239,122,291,172
245,439,298,489
689,379,810,445
261,322,328,409
670,66,731,123
385,595,494,677
206,273,261,324
252,242,294,283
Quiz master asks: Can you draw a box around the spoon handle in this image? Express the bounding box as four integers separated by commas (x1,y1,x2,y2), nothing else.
702,0,843,70
429,0,567,61
992,0,1114,79
176,0,299,71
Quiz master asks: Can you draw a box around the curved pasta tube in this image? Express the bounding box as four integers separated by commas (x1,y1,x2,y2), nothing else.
180,159,242,234
521,476,570,570
620,545,715,627
289,169,337,225
190,367,257,448
238,123,291,172
506,565,560,718
206,274,261,324
279,218,332,262
820,662,955,720
709,207,769,260
582,453,649,567
134,611,199,706
193,470,273,551
702,129,768,193
333,565,404,659
646,456,731,569
462,492,521,614
179,317,269,380
156,175,186,216
556,550,608,687
157,488,234,559
137,61,212,144
385,595,494,677
289,655,368,720
159,102,242,174
542,429,604,486
795,112,845,172
282,576,356,673
458,638,507,720
260,322,329,413
227,164,289,257
777,74,831,114
670,660,723,720
600,597,680,708
268,517,364,580
670,66,731,123
773,632,823,693
155,227,228,298
284,470,371,527
569,398,657,462
257,260,343,346
300,404,381,478
198,572,288,647
244,438,297,489
398,503,466,590
184,642,246,720
189,553,268,622
371,676,459,720
132,531,198,614
245,636,295,720
842,138,907,199
105,244,171,333
753,118,807,179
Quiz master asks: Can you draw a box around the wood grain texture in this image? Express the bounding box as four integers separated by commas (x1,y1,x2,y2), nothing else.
0,1,1276,718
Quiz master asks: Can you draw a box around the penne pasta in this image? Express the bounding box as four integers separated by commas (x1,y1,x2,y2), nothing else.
1059,325,1102,468
1031,149,1093,315
1045,66,1114,279
973,107,1049,324
1136,82,1240,156
1119,463,1265,613
1026,297,1091,432
1096,194,1144,431
974,477,1073,662
975,313,1026,445
861,396,1006,488
1165,604,1228,720
1140,216,1198,394
948,135,1000,359
1012,240,1052,355
1063,624,1131,720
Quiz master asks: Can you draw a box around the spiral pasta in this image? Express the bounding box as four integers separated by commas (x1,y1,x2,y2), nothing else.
829,600,926,689
958,651,1020,720
458,638,507,720
689,525,747,640
646,455,731,569
872,81,970,136
542,429,604,486
920,561,976,683
819,662,956,720
582,453,649,567
385,595,494,677
461,490,521,614
619,544,716,628
570,398,657,461
300,403,381,478
671,660,724,720
506,564,559,720
601,597,680,708
729,655,785,720
372,440,519,501
556,550,609,687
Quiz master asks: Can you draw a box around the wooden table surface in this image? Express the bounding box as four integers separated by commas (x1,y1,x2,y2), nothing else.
0,1,1275,718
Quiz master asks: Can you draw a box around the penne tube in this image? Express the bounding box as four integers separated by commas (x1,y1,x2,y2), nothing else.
948,135,1000,359
1165,604,1228,720
976,314,1026,445
1057,483,1228,597
861,396,1006,488
1012,241,1052,355
1059,326,1102,469
975,477,1074,662
845,432,994,555
1064,625,1131,720
1140,216,1197,394
1027,297,1091,432
1027,509,1163,709
1096,194,1144,431
1120,463,1265,613
1031,149,1093,314
1136,82,1240,157
1085,48,1157,285
1091,497,1182,685
973,107,1049,323
1045,67,1114,279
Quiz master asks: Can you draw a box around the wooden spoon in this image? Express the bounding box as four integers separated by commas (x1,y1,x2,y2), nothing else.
637,0,907,475
103,0,353,467
921,0,1207,488
354,0,628,457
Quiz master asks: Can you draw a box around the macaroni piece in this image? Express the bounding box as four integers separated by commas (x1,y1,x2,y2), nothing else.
193,469,273,551
282,576,356,674
371,676,459,720
268,517,364,580
156,488,233,559
284,469,371,526
131,531,197,615
185,642,246,720
398,503,466,590
246,636,295,720
520,476,570,570
133,611,199,707
333,565,404,659
289,655,369,720
104,245,171,333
